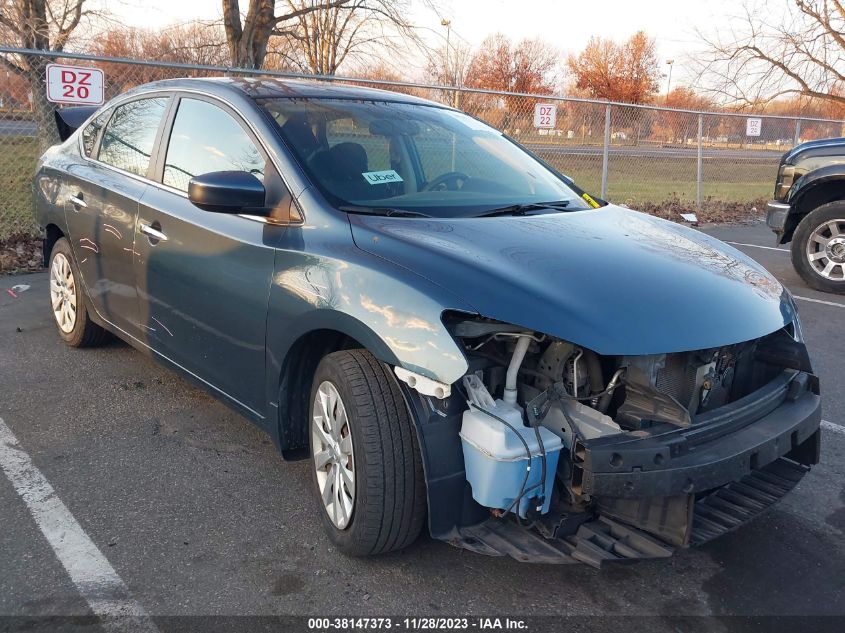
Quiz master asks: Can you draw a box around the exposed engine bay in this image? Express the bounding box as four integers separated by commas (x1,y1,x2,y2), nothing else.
405,315,822,566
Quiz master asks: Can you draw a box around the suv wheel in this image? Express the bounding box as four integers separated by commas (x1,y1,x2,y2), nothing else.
791,201,845,294
48,237,109,347
308,349,426,556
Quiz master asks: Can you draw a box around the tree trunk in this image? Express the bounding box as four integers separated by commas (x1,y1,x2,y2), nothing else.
222,0,277,68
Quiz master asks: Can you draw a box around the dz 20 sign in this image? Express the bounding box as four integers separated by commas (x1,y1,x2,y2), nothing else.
46,64,105,106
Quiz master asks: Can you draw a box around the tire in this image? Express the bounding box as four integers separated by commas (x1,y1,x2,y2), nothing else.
308,349,426,556
791,201,845,294
48,237,110,347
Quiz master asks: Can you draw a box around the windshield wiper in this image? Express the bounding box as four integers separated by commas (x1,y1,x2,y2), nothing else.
474,200,571,218
338,205,432,218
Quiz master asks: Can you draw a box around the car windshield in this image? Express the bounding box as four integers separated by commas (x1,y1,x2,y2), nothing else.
258,97,594,218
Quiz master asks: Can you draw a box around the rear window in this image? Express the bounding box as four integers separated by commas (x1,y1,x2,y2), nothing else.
98,97,168,177
81,109,110,158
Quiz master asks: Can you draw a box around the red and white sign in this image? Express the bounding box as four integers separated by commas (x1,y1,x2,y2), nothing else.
534,103,557,129
46,64,105,105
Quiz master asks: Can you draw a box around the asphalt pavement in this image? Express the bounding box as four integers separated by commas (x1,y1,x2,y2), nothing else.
1,222,843,632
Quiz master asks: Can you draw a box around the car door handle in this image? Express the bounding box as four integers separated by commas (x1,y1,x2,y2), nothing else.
139,222,168,242
68,193,87,208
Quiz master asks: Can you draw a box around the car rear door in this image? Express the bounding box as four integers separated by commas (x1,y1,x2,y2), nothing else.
134,95,290,418
63,96,171,337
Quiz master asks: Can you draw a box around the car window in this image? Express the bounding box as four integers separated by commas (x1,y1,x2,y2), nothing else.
162,98,266,193
261,98,591,217
326,117,391,172
98,97,168,177
82,108,111,157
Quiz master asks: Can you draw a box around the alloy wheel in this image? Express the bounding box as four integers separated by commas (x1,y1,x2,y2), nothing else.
311,381,355,529
806,218,845,281
50,252,77,333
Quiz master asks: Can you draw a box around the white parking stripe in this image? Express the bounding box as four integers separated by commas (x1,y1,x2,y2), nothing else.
720,241,845,308
793,295,845,308
725,241,788,252
822,420,845,436
0,417,158,632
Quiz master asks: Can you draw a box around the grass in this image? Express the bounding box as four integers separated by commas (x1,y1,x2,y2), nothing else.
0,135,39,239
540,153,779,208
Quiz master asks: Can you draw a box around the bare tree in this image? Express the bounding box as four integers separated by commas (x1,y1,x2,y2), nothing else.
267,0,432,76
91,23,229,94
424,39,472,87
697,0,845,107
422,39,472,107
0,0,97,145
221,0,352,68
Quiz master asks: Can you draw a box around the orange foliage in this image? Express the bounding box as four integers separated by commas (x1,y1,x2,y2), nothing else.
567,31,660,104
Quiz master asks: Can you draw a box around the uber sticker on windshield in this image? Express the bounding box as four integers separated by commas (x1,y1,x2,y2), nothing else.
362,170,404,185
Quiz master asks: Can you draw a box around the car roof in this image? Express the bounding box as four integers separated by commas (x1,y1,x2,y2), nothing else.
125,76,447,108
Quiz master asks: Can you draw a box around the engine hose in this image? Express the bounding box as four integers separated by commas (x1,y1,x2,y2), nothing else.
582,349,605,397
597,368,626,413
531,424,547,515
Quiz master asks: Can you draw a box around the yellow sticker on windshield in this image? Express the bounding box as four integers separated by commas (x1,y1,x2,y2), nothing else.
582,193,600,208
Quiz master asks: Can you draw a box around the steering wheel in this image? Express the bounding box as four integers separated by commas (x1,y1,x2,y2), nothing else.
423,171,470,192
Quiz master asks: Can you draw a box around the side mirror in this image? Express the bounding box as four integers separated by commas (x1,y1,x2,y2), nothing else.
187,171,267,214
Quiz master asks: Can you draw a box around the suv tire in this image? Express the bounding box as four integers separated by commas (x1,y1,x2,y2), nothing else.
791,201,845,294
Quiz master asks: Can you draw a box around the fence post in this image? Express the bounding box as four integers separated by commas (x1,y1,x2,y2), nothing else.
601,105,611,199
696,113,703,210
794,119,802,145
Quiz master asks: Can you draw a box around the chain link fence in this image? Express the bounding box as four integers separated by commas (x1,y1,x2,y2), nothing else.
2,47,844,240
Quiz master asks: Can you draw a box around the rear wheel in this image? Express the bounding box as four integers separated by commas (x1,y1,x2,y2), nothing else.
308,349,426,556
791,201,845,294
48,238,109,347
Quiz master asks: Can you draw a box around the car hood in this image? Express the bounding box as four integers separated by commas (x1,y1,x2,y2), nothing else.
349,205,795,355
783,136,845,164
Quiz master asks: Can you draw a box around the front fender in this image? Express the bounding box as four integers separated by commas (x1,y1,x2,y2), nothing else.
263,225,476,455
788,165,845,210
265,252,473,388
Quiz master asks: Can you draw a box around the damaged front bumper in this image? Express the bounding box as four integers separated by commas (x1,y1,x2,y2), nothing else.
449,370,821,567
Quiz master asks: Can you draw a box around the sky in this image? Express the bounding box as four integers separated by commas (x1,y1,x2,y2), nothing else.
107,0,753,87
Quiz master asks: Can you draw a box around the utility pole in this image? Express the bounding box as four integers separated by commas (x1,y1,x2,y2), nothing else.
665,59,674,104
441,19,452,85
441,18,454,107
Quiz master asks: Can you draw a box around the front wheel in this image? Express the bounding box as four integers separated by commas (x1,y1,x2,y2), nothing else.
791,201,845,294
308,349,426,556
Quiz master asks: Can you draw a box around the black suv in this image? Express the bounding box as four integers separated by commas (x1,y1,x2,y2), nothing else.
766,137,845,293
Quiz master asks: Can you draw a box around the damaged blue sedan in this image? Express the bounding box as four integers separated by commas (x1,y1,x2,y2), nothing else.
35,78,821,567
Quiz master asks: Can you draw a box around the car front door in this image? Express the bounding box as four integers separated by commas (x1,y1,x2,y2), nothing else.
134,95,290,418
63,96,170,337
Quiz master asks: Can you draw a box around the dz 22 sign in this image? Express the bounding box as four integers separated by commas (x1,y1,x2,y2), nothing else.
534,103,557,129
46,64,105,106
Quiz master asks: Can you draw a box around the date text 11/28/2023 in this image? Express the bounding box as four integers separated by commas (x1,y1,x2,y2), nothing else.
307,617,529,630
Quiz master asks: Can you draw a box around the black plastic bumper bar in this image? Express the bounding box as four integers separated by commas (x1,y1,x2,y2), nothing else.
575,372,821,499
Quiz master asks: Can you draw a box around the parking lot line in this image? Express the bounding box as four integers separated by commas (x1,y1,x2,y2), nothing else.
792,295,845,308
0,417,159,632
725,241,788,252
